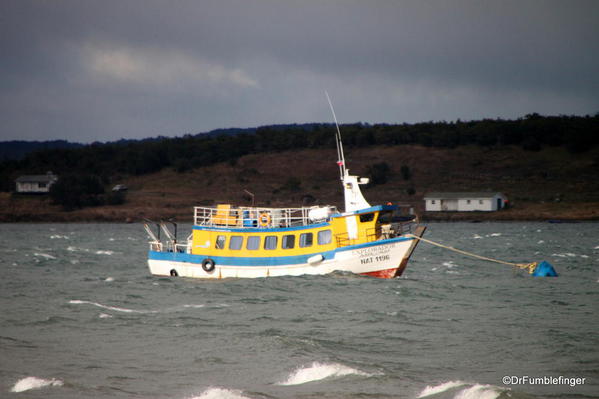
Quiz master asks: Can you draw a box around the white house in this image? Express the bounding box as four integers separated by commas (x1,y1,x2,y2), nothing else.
424,192,507,212
15,172,58,194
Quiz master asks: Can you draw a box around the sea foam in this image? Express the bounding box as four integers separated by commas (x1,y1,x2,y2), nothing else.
417,380,467,397
69,299,157,314
50,234,69,239
11,376,63,392
277,362,371,385
417,381,504,399
454,384,503,399
188,387,251,399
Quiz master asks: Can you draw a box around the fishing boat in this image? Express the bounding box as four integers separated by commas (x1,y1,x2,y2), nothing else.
144,96,426,279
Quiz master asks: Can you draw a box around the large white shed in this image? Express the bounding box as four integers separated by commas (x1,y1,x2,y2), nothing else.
424,192,507,212
15,172,58,194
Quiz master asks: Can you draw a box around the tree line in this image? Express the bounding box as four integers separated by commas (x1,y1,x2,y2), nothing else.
1,113,597,193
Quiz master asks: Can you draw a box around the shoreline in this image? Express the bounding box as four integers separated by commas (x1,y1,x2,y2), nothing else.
1,209,597,223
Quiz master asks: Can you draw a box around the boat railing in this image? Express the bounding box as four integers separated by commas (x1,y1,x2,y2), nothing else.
148,240,189,253
194,205,337,228
149,241,163,251
335,228,380,247
393,220,417,235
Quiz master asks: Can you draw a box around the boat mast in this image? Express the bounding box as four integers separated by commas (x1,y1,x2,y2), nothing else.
325,92,371,212
325,91,346,181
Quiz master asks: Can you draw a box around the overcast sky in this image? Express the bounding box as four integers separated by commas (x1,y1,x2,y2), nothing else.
1,0,598,143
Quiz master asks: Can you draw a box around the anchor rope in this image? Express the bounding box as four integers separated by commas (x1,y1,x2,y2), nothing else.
405,234,537,274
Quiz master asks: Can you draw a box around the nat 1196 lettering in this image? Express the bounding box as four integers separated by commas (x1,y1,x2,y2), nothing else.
361,255,390,265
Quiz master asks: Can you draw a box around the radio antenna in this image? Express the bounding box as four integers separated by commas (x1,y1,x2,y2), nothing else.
325,91,346,180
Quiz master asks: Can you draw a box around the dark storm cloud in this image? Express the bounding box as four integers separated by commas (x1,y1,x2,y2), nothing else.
1,0,598,142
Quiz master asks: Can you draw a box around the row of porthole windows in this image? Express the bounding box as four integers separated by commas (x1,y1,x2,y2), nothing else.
215,230,332,251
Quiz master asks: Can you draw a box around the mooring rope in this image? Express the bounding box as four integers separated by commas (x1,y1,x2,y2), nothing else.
406,234,538,274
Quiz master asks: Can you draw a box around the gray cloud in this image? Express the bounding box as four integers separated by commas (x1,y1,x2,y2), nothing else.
1,0,598,142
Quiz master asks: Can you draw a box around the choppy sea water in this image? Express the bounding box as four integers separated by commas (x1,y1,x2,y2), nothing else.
0,222,597,399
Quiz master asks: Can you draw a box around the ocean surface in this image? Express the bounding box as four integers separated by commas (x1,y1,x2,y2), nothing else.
0,222,597,399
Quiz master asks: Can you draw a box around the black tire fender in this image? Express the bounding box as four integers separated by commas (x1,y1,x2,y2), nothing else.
202,258,216,273
170,269,178,277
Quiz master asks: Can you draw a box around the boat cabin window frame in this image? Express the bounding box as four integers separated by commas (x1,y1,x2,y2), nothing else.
359,213,375,223
229,235,243,250
215,235,226,249
282,234,295,249
246,236,260,250
317,229,332,245
264,235,278,250
299,232,313,248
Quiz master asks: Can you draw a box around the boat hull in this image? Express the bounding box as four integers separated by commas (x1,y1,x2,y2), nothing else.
148,236,415,279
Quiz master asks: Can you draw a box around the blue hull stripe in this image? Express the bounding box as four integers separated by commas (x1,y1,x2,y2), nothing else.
148,236,412,267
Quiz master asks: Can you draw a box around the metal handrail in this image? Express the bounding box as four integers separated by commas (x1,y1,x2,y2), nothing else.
193,205,336,228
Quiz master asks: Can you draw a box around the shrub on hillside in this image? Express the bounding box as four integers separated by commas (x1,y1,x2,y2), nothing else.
49,174,105,210
365,162,391,186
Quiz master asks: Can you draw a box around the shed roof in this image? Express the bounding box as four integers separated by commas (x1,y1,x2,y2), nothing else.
424,192,505,199
16,173,58,183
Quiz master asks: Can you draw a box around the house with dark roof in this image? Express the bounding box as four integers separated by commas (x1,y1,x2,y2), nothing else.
424,192,507,212
15,172,58,194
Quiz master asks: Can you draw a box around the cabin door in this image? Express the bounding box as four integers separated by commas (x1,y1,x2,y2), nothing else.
346,216,358,240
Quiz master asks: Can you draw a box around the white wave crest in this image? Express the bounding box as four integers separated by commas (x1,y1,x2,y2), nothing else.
454,384,503,399
417,380,467,397
183,304,205,309
34,252,56,260
95,250,114,255
277,362,371,386
552,252,577,258
418,381,504,399
188,387,251,399
50,234,69,239
69,299,156,314
11,376,63,392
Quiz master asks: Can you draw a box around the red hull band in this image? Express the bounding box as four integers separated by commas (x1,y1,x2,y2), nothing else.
360,267,399,279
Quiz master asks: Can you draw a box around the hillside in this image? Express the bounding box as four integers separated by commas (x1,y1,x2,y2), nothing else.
1,144,598,222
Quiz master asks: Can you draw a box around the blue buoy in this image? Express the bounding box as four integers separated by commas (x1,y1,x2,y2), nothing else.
531,261,558,277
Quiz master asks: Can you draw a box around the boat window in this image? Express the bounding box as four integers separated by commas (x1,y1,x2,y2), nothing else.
317,230,332,245
359,213,375,223
246,236,260,250
229,236,243,250
299,232,313,247
264,236,278,250
282,235,295,249
215,235,226,249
